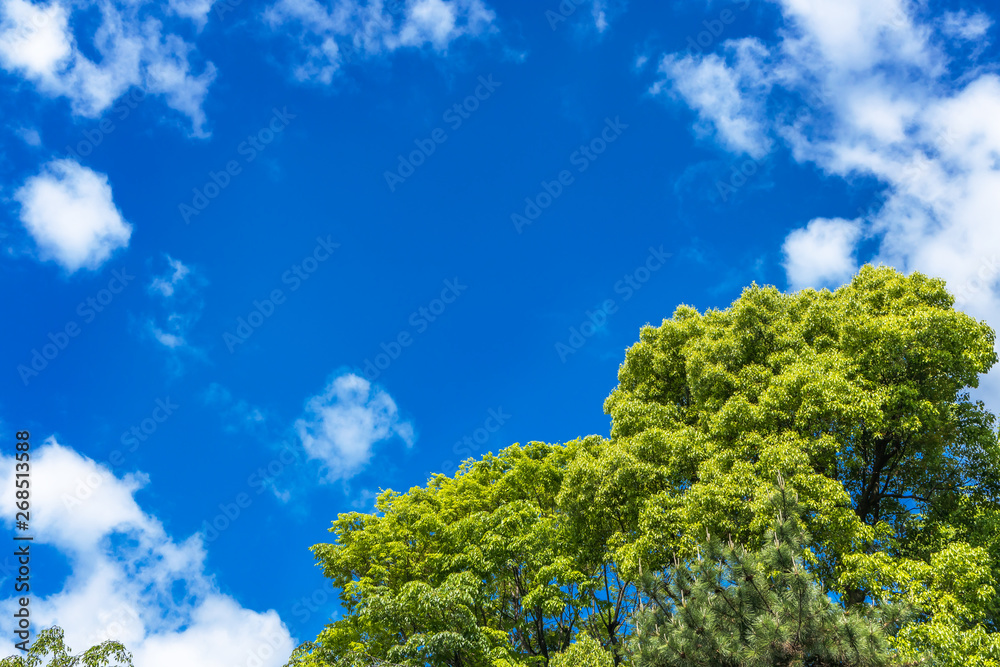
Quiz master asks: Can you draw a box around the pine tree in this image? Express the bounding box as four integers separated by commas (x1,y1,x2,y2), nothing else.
633,480,899,667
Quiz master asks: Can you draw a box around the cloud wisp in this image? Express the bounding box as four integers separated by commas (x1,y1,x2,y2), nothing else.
263,0,496,84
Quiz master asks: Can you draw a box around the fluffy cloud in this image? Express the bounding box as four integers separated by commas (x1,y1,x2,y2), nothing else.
653,0,1000,396
295,373,415,481
782,217,862,290
264,0,496,84
15,160,131,273
0,441,295,665
0,0,70,78
0,0,216,135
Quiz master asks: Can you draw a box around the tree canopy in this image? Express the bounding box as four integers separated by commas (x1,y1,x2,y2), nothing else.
286,266,1000,667
601,266,998,585
285,437,634,666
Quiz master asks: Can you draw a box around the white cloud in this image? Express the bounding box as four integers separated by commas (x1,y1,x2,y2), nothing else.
0,0,71,77
652,38,773,158
0,0,216,135
399,0,458,47
774,0,936,73
167,0,215,29
939,10,992,41
15,159,131,273
782,217,863,290
295,373,415,482
653,0,1000,402
263,0,495,84
0,441,295,665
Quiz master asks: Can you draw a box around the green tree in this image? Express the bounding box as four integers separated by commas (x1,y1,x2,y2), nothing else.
0,627,132,667
633,481,896,667
599,266,998,600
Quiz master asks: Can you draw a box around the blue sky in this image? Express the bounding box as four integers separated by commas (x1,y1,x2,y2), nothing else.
1,0,999,663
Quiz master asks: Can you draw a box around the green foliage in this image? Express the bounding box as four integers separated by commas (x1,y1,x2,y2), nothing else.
286,438,638,667
889,491,1000,632
0,627,132,667
633,481,896,667
549,635,614,667
843,537,1000,667
602,266,998,593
